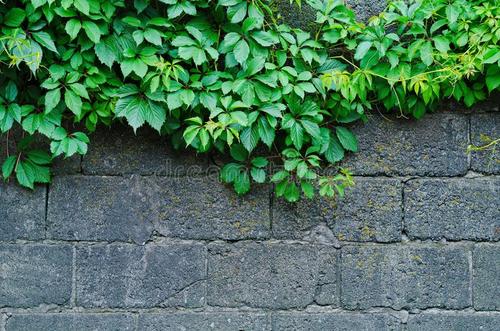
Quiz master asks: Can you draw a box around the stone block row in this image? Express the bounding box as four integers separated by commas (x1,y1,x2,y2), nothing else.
0,243,498,311
4,312,500,330
1,175,498,244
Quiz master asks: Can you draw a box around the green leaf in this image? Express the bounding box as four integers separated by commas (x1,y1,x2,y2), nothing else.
354,41,372,60
95,42,116,67
483,48,500,64
290,123,304,150
144,28,162,46
230,143,248,162
64,89,83,116
433,36,450,53
4,8,26,27
336,126,358,152
82,21,101,43
32,32,58,54
74,0,90,15
65,19,82,40
2,156,16,179
420,41,434,66
250,167,266,183
45,88,61,112
16,162,34,189
234,171,250,195
234,39,249,65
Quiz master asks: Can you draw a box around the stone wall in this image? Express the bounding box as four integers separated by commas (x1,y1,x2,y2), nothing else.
1,2,500,330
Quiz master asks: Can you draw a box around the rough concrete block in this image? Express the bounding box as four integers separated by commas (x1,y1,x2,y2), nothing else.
342,113,469,176
471,113,500,174
82,124,208,176
341,244,470,310
47,176,155,245
0,182,45,241
207,243,338,308
272,312,401,331
272,178,402,242
150,177,271,240
0,244,72,308
138,313,270,331
473,244,500,310
5,314,135,331
404,178,500,241
407,312,500,331
76,244,206,308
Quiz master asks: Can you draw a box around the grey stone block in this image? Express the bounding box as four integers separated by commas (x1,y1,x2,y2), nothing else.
342,113,469,176
407,313,500,331
82,124,208,175
51,155,81,175
346,0,387,22
47,176,155,244
341,244,470,310
0,244,72,308
404,178,500,241
0,182,45,241
5,314,135,331
75,244,206,308
471,113,500,174
272,312,401,331
272,178,402,242
138,313,270,331
151,177,271,240
207,243,338,308
473,244,500,310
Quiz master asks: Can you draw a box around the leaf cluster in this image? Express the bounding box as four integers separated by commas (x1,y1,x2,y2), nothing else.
1,0,498,201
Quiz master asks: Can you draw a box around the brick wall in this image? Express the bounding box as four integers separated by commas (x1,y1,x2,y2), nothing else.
1,2,500,330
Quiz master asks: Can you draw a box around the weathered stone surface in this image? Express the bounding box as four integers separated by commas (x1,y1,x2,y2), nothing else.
473,244,500,310
272,178,402,242
341,245,470,310
346,0,387,22
0,244,72,308
47,176,155,244
342,113,469,176
471,113,500,174
138,313,270,331
75,244,206,308
0,182,45,241
207,243,338,308
407,313,500,331
5,314,135,331
404,178,500,241
82,124,208,176
151,177,271,240
52,155,81,175
272,312,400,331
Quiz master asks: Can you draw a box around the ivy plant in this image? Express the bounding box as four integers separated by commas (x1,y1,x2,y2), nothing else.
1,0,499,201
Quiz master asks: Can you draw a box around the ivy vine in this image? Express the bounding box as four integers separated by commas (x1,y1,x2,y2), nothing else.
1,0,499,202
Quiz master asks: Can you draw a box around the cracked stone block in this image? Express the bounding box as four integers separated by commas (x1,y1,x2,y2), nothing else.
0,182,45,241
5,314,135,331
207,243,338,309
272,178,402,242
341,113,469,176
151,177,271,240
0,244,72,308
47,176,156,244
341,245,470,310
404,178,500,241
272,312,400,331
407,313,500,331
82,124,208,176
75,244,206,308
138,313,270,331
473,244,500,310
471,113,500,174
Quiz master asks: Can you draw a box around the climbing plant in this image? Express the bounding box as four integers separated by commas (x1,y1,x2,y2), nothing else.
1,0,499,201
